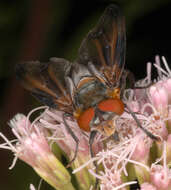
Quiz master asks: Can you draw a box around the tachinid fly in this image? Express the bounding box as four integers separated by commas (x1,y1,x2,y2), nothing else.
16,5,157,166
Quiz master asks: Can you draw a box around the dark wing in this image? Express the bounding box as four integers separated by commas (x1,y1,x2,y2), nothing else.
15,58,72,112
77,4,126,87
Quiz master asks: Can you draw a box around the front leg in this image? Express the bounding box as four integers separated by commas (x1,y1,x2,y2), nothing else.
63,113,79,167
89,130,99,189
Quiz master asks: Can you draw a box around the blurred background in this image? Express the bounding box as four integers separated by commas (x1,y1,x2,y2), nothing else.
0,0,171,189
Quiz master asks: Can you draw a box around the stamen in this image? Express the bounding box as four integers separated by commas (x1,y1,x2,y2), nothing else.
39,118,58,129
26,106,48,131
154,63,169,77
88,169,104,180
101,151,150,171
38,179,43,190
147,62,152,83
72,157,97,174
30,110,47,131
118,138,138,175
141,103,158,115
162,56,171,75
45,109,64,124
9,155,18,170
11,128,22,141
47,137,64,141
0,139,17,150
0,132,17,152
112,181,137,190
30,184,36,190
155,55,162,78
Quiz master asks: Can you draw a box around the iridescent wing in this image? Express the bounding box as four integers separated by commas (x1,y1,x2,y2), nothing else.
77,4,126,88
15,58,73,112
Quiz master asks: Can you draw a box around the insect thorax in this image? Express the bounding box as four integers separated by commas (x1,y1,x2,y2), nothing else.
75,79,107,110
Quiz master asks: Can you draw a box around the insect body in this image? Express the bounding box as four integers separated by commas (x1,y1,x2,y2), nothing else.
66,4,126,136
67,61,125,136
16,5,132,164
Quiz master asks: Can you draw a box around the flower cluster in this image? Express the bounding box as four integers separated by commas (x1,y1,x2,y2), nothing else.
0,56,171,190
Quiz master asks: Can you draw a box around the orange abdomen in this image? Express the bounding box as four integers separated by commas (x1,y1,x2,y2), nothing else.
76,98,124,132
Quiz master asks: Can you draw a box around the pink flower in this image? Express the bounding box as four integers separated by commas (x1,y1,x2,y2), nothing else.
149,83,169,117
150,165,171,189
141,182,157,190
40,109,103,159
0,108,75,190
1,56,171,190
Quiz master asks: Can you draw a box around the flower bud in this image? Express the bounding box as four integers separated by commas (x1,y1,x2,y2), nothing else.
150,165,171,189
141,182,157,190
9,113,75,190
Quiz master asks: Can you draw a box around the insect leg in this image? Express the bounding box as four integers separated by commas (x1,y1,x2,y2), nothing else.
120,70,135,96
134,83,153,89
89,130,99,189
62,113,79,167
112,131,120,141
125,104,159,140
89,130,98,158
125,70,152,89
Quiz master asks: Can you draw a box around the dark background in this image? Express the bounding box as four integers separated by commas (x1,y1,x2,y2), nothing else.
0,0,171,189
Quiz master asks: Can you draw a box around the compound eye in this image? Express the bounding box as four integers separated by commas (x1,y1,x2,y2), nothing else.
98,98,124,115
77,107,94,132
